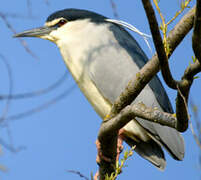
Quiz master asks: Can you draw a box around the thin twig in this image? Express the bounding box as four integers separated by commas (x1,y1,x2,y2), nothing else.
190,99,201,149
0,71,68,100
44,0,50,6
0,13,37,59
153,0,166,27
67,170,89,180
153,0,168,54
0,85,76,125
190,120,201,149
167,0,192,25
110,0,119,19
0,54,13,123
0,54,15,152
0,12,37,19
26,0,32,17
0,137,26,153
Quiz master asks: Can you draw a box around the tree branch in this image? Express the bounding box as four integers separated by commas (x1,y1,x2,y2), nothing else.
98,103,177,179
176,60,201,132
192,0,201,64
142,0,178,89
141,1,199,132
0,12,37,58
97,6,195,180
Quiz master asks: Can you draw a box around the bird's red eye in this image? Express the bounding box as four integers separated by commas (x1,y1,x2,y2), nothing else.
57,19,67,27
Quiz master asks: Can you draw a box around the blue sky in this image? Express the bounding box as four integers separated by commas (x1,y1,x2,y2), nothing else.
0,0,200,180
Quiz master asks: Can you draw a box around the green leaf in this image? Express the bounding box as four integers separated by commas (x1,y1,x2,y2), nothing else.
181,0,185,9
193,76,199,79
184,0,189,6
192,56,197,63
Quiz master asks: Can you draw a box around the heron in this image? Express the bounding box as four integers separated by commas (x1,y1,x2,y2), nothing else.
14,8,184,170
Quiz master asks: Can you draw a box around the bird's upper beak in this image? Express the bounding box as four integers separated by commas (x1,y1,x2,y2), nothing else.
13,26,56,38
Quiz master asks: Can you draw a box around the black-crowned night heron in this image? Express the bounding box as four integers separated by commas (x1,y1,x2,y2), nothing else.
14,9,184,170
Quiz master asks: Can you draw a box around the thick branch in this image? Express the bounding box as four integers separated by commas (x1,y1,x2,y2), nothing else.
98,103,177,179
100,103,177,136
192,0,201,64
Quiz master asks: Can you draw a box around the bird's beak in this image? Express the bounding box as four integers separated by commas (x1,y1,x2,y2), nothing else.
13,26,56,38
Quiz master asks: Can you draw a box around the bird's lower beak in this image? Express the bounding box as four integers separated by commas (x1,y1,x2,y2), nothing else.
13,26,56,38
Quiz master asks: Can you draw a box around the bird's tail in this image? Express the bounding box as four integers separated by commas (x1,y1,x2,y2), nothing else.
124,136,166,170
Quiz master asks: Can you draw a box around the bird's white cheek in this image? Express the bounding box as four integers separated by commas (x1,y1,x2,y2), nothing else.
40,34,56,42
40,30,60,43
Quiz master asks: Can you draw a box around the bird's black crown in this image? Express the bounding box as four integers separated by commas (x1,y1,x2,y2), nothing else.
46,9,107,23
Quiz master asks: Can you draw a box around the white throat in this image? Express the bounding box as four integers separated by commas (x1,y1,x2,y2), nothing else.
53,19,113,117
